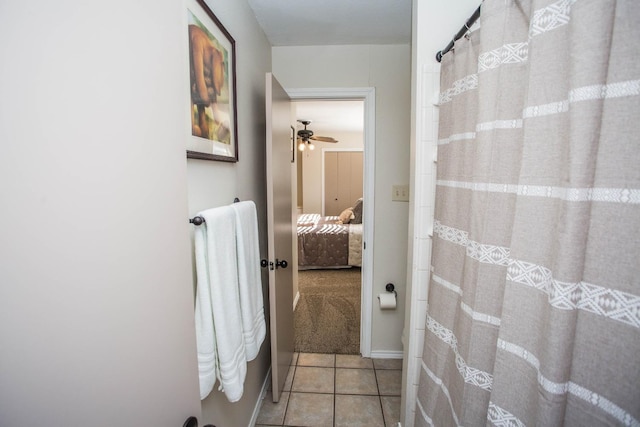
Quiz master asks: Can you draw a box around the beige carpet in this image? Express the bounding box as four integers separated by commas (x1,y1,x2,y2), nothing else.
294,268,361,354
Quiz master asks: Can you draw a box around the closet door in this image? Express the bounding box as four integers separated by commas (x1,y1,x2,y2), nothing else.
349,151,364,203
324,152,340,215
324,151,363,216
336,153,352,214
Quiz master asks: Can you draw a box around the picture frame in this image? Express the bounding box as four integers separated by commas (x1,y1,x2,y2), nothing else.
186,0,238,162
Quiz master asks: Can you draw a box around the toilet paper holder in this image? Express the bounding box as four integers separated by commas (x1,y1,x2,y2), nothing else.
385,283,397,296
378,283,398,310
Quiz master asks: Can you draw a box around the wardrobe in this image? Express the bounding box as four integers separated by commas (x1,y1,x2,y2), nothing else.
324,150,363,216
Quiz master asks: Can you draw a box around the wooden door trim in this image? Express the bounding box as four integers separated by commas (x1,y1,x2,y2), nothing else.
286,87,375,357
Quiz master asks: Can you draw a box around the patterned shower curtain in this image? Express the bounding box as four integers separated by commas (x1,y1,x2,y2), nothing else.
416,0,640,425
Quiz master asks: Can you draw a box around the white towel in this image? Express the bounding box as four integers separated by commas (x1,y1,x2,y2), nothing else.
231,201,266,361
194,206,247,402
194,227,218,401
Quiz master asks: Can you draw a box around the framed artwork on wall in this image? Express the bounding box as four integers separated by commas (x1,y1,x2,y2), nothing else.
186,0,238,162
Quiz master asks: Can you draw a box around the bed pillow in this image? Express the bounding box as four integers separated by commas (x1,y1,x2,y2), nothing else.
351,198,363,224
338,208,355,224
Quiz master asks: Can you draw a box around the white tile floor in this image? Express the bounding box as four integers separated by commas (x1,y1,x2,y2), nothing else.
256,353,402,427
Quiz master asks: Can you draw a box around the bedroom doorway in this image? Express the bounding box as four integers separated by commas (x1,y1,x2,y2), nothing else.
288,88,375,357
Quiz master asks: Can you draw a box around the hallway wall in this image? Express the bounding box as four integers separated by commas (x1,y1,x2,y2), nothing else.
186,0,273,426
0,0,275,425
273,45,411,354
0,0,201,425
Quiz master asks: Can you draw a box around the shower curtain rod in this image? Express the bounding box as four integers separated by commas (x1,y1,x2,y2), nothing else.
189,198,240,226
436,4,482,62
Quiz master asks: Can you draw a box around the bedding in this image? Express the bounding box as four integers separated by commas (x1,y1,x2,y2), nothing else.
297,213,321,227
297,214,363,269
351,198,363,224
348,224,363,267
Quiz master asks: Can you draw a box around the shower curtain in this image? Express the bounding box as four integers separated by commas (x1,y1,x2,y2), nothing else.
416,0,640,426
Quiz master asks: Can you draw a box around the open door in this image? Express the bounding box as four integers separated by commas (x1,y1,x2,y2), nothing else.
265,72,295,403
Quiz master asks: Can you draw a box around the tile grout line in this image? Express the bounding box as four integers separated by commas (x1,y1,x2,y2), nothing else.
373,360,388,427
269,354,398,426
333,354,338,427
281,362,295,426
281,352,300,426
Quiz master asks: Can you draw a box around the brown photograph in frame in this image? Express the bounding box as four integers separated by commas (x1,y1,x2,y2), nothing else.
186,0,238,162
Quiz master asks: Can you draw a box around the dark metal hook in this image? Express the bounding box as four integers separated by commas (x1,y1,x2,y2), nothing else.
189,198,240,225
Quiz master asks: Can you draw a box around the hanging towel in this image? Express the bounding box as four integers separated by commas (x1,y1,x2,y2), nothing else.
194,224,218,400
231,201,266,361
193,206,247,402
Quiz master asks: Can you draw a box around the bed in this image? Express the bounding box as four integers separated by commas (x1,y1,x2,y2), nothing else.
297,213,363,269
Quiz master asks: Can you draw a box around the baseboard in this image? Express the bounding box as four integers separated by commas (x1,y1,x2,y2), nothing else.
250,367,271,427
293,291,300,310
370,350,404,359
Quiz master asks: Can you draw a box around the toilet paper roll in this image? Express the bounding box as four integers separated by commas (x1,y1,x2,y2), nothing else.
378,292,397,309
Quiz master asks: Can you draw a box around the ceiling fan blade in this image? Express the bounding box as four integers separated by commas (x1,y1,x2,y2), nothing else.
310,135,338,143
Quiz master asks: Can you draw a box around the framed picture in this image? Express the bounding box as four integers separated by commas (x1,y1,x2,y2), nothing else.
186,0,238,162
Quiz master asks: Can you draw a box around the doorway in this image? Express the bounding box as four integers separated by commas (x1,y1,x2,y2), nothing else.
288,88,375,357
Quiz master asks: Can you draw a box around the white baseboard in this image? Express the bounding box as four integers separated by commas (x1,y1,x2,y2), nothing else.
293,291,300,310
250,367,271,427
370,350,404,359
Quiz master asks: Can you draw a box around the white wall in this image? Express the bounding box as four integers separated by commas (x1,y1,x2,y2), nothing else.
401,1,481,426
187,1,273,426
273,44,411,354
300,130,364,214
0,0,275,425
0,1,201,425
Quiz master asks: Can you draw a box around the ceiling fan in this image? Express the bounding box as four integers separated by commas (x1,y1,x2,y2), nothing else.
297,120,338,151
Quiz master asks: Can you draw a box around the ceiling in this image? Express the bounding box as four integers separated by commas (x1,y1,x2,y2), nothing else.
247,0,412,46
247,0,410,135
294,100,364,134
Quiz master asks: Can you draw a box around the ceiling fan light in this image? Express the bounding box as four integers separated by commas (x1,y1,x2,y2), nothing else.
308,142,315,150
298,141,306,151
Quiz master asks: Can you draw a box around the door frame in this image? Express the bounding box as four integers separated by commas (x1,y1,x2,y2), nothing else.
287,87,375,357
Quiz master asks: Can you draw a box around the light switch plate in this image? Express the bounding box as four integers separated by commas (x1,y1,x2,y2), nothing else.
392,185,410,202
